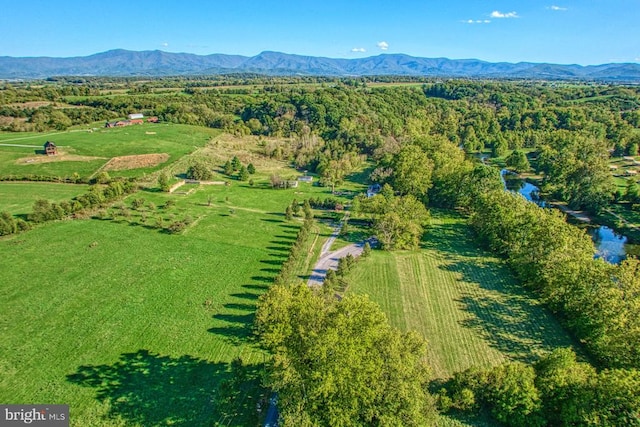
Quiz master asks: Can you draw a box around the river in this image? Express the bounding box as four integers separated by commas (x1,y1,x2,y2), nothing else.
501,170,636,264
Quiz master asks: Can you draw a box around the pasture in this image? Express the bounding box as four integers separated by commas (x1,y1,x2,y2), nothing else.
0,172,336,426
0,182,88,215
0,124,218,180
346,211,581,379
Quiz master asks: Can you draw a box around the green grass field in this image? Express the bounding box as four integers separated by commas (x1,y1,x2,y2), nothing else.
0,182,89,215
346,211,581,379
0,171,340,426
0,124,219,180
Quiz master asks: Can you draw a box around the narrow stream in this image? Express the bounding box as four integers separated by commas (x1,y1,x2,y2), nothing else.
501,170,631,264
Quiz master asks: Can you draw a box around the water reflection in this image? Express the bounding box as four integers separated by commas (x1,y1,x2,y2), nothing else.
587,226,627,264
500,169,628,264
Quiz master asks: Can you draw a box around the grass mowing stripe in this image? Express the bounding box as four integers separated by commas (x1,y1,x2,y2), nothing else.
347,210,582,380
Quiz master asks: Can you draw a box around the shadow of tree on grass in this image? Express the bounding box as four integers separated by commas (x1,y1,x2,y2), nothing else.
457,292,575,363
68,350,268,426
67,350,224,426
422,213,584,363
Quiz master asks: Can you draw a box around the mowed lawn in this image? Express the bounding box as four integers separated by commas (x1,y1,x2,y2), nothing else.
0,181,325,426
347,211,580,379
0,182,89,215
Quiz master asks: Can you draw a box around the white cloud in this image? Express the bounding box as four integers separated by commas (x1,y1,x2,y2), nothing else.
549,5,568,11
464,19,491,24
161,42,169,47
377,41,389,50
490,10,519,18
351,47,366,53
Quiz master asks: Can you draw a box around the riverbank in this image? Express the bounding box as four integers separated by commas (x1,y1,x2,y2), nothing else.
548,201,591,223
502,169,639,263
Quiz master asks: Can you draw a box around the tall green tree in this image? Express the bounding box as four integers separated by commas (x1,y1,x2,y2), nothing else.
538,131,614,212
255,284,437,427
505,150,530,172
391,144,433,200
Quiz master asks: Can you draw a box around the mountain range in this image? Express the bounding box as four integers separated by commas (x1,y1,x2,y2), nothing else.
1,49,640,81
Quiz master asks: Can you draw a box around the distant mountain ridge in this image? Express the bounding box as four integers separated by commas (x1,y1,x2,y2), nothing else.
1,49,640,81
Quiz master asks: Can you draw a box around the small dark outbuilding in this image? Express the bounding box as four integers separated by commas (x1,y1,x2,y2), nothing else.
44,141,57,156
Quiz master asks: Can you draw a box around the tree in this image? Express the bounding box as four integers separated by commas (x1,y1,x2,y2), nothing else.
255,284,437,426
157,173,171,192
270,174,282,188
505,150,530,173
290,199,300,216
391,144,433,199
28,199,53,223
484,363,543,427
361,191,430,250
186,163,213,180
231,156,242,171
626,179,640,203
462,125,481,152
303,199,313,219
48,110,72,130
285,205,293,220
319,159,348,193
247,163,256,174
223,160,234,176
239,165,249,181
95,171,111,184
491,135,508,158
538,131,614,212
534,348,595,426
362,241,372,257
0,211,17,235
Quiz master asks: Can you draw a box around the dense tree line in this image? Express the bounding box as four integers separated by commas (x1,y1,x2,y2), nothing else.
441,348,640,426
470,189,640,369
273,208,314,285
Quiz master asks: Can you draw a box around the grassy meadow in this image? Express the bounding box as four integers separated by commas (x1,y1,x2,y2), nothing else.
0,123,219,180
346,211,581,378
0,182,89,215
0,160,336,426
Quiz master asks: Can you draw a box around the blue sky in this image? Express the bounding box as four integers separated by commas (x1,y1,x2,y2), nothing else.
0,0,638,65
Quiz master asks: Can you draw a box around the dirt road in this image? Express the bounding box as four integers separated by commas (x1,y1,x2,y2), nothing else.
307,240,365,287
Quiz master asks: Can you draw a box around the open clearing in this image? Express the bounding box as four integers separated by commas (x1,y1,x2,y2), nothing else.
346,211,581,379
0,182,89,215
0,168,336,426
0,124,218,179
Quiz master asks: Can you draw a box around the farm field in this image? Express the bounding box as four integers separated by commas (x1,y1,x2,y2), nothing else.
0,175,336,426
346,211,581,379
0,182,89,215
0,123,219,180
